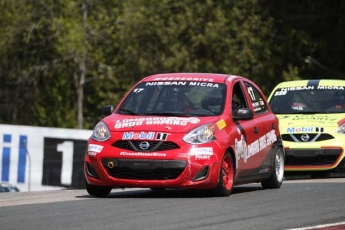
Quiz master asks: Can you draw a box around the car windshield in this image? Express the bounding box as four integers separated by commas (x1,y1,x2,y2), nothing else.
269,86,345,114
117,82,227,116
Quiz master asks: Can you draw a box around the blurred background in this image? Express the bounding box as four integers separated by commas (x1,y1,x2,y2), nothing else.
1,0,344,130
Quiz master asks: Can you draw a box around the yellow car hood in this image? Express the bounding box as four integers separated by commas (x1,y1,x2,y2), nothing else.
276,114,345,133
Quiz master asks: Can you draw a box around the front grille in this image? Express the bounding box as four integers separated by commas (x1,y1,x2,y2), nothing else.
112,140,180,152
285,148,342,166
102,159,187,180
282,133,334,142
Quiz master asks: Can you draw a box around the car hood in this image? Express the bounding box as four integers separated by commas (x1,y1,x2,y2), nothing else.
103,115,222,133
276,113,345,131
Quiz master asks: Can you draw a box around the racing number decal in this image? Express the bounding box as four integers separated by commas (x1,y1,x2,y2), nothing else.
42,138,87,188
247,87,256,101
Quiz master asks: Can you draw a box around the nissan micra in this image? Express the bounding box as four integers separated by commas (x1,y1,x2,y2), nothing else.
85,73,284,197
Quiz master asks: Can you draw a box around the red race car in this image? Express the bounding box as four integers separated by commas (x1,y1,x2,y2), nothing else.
85,73,284,197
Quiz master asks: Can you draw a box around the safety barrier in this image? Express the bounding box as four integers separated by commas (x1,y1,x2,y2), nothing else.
0,124,92,192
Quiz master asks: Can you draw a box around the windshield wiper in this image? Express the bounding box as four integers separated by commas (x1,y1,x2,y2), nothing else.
118,109,137,115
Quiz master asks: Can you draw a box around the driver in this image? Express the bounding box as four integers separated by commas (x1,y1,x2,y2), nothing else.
202,89,224,113
172,87,195,113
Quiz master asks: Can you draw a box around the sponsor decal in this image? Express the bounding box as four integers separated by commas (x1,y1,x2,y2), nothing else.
122,132,170,140
87,144,103,153
252,101,263,112
315,127,324,132
317,86,345,90
278,85,344,91
286,127,313,133
280,86,315,91
156,133,169,141
195,155,211,160
115,117,200,129
87,144,103,156
286,126,324,133
235,130,277,166
252,102,260,107
119,151,167,157
152,77,215,82
190,147,213,155
235,134,247,167
291,115,337,123
145,81,219,87
216,119,226,130
123,132,154,140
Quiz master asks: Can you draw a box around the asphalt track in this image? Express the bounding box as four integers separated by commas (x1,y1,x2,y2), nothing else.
1,178,345,230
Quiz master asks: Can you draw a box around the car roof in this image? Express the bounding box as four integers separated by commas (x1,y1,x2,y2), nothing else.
274,79,345,88
141,73,244,84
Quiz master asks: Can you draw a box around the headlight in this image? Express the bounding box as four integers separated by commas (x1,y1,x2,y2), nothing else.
91,121,111,141
337,123,345,135
183,124,216,144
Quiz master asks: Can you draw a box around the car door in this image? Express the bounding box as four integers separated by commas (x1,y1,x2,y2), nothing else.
243,80,278,173
230,81,260,177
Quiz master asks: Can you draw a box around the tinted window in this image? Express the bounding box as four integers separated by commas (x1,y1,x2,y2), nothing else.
118,82,227,116
244,82,268,114
231,82,249,116
270,86,345,114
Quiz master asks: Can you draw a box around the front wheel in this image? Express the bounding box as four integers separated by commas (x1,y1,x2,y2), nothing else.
212,152,235,197
261,147,284,189
85,179,112,197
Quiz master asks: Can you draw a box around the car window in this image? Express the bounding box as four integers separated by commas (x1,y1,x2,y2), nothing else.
243,82,268,114
270,86,345,114
118,82,227,116
231,82,249,116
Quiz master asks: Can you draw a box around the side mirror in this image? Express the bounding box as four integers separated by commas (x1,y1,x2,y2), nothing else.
102,105,114,117
232,108,254,120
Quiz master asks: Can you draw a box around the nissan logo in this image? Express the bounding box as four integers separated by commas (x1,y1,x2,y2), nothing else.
301,134,310,142
139,141,150,150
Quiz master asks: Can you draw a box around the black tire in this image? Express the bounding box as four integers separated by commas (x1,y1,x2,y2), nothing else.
85,179,112,197
212,152,235,197
261,147,284,189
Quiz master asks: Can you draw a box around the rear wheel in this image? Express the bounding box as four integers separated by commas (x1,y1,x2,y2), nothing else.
261,147,284,189
212,152,235,197
85,179,112,197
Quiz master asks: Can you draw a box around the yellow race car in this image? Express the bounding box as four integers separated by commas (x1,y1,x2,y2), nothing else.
268,79,345,173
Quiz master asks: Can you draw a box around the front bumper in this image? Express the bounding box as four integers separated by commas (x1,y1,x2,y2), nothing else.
284,146,344,171
84,141,223,189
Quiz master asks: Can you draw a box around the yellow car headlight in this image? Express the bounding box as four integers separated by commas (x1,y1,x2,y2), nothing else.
337,122,345,135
